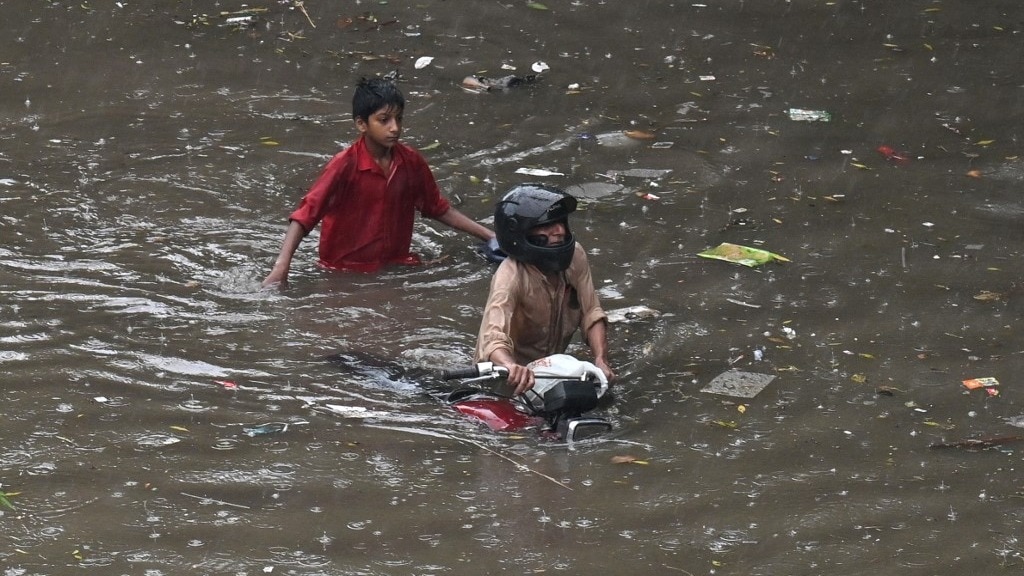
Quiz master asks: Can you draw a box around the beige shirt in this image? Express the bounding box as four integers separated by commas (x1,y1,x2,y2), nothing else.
475,243,607,365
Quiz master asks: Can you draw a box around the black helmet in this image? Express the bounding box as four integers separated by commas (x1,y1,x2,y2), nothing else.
494,184,578,273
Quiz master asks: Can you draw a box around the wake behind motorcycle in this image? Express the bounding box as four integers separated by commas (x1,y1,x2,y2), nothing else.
440,354,612,442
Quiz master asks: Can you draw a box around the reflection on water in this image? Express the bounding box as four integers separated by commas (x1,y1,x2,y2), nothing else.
3,0,1024,574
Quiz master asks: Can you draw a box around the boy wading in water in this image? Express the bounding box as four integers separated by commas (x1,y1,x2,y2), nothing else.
263,77,498,287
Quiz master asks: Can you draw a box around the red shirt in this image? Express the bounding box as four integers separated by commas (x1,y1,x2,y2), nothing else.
288,135,451,272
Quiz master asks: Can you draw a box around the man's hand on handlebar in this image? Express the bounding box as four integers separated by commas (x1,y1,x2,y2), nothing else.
503,363,536,396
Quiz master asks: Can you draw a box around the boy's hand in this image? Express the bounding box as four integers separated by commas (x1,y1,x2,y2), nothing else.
261,268,289,289
477,237,507,263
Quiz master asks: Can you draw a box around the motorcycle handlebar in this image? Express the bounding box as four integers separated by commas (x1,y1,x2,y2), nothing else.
441,365,483,380
442,362,597,382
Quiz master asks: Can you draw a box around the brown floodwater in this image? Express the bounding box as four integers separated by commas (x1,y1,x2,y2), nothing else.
3,1,1024,574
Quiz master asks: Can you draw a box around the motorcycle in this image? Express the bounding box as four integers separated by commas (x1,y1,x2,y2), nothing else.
440,354,612,442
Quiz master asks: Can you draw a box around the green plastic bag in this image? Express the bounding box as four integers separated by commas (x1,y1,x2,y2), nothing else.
697,242,790,267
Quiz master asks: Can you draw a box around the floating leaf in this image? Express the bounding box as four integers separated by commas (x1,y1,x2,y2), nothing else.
527,2,549,9
419,141,441,151
851,373,867,383
737,405,747,414
976,139,995,146
624,130,657,140
170,425,189,432
850,162,872,170
973,290,1002,302
611,454,647,465
713,420,738,429
966,169,982,178
0,491,16,511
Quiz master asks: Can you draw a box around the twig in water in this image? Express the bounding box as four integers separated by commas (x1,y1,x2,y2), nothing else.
180,492,252,509
294,1,316,28
929,435,1024,450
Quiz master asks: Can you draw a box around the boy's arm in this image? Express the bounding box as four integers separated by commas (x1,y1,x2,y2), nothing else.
434,207,494,241
262,220,307,288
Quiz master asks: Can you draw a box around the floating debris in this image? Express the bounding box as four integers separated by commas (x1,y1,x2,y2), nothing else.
515,167,564,177
786,108,831,122
605,305,660,324
562,182,626,199
698,243,790,267
962,376,999,396
242,422,291,437
930,435,1023,450
701,370,776,399
461,74,537,93
608,168,673,179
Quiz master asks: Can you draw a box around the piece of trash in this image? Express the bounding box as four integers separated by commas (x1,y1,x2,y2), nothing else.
624,130,657,141
531,61,550,73
242,422,290,437
611,454,648,465
605,305,660,324
515,167,564,177
973,290,1003,302
877,145,910,163
322,405,393,419
567,82,581,91
962,377,999,391
786,108,831,122
461,74,537,93
609,168,673,179
930,435,1023,450
562,182,626,199
216,380,237,389
651,141,675,149
94,396,109,403
698,242,790,267
594,132,640,147
725,298,761,309
636,192,660,200
223,15,258,28
1005,415,1024,429
414,56,434,69
701,370,776,399
752,349,764,362
699,75,716,81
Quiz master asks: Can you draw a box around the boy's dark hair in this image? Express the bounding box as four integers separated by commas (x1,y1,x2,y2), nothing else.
352,77,405,120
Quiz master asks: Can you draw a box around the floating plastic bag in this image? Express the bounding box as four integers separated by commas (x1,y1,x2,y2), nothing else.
698,242,790,267
527,354,608,407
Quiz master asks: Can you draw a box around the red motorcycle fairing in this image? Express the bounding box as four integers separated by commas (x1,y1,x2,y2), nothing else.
450,397,540,431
